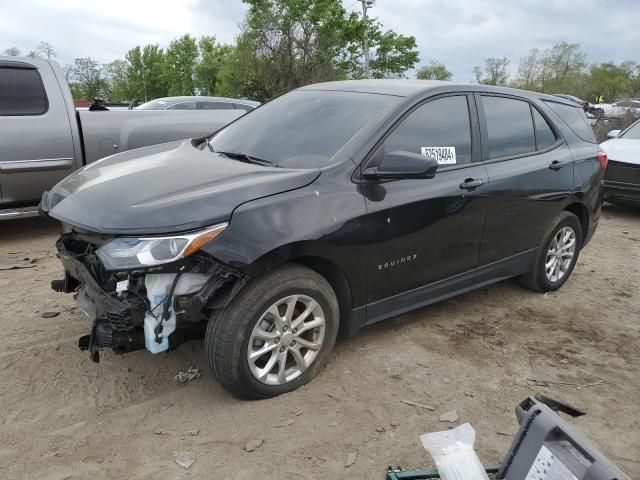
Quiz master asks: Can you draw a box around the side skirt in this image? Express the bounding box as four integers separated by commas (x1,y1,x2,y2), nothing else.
364,249,536,326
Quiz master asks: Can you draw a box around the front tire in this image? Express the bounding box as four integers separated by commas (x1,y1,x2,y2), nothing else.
205,264,339,399
519,212,582,292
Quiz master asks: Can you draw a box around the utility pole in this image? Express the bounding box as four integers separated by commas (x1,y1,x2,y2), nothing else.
361,0,374,79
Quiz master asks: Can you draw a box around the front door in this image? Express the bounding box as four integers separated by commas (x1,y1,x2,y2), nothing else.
361,94,489,322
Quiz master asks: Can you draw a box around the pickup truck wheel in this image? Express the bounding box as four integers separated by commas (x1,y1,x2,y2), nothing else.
205,264,339,399
519,211,582,293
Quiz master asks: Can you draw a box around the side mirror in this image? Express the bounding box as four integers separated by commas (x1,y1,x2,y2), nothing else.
607,130,621,139
362,151,438,180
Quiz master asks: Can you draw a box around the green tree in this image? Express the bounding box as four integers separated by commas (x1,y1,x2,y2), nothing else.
68,82,84,100
367,26,419,79
225,0,418,101
514,48,543,91
70,57,109,99
164,34,199,96
585,62,636,102
195,36,234,95
3,47,21,56
36,41,56,60
218,37,271,100
126,44,167,102
105,59,131,102
473,57,510,86
416,60,452,80
539,42,586,93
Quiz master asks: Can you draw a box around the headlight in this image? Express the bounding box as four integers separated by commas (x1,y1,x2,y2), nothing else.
96,223,228,270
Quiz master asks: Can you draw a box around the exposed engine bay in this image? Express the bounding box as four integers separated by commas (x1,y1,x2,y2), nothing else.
52,226,244,362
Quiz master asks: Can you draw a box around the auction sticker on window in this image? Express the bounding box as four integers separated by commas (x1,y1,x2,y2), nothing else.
421,146,456,165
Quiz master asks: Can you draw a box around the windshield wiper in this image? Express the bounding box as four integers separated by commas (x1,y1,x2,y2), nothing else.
215,150,278,167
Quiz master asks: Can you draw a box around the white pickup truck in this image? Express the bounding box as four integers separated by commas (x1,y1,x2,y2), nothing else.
0,56,246,219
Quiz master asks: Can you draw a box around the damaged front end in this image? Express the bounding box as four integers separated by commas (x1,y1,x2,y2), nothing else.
52,224,243,362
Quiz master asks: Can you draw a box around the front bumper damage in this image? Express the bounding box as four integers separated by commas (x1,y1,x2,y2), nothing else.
53,232,243,362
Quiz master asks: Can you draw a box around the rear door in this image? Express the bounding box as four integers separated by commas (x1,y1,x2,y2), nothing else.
362,93,490,321
476,94,574,280
0,60,77,205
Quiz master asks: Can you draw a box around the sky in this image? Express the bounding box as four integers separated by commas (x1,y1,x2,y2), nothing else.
0,0,638,81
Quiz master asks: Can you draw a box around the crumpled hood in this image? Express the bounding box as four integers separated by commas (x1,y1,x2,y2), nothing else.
600,138,640,166
43,140,320,235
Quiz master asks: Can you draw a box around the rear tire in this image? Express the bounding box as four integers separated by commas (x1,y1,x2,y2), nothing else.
519,212,582,293
205,264,339,399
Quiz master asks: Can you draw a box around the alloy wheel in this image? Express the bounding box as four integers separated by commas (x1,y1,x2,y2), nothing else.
545,226,576,283
247,295,325,385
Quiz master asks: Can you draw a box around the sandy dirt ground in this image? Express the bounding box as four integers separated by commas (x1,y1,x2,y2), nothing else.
1,204,638,480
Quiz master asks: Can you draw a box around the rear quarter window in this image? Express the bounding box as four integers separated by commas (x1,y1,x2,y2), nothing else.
0,66,48,115
543,100,596,143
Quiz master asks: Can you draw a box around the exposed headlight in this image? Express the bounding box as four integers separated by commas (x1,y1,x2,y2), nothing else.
96,223,228,270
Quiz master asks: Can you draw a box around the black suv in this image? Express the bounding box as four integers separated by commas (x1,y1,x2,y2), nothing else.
41,80,605,399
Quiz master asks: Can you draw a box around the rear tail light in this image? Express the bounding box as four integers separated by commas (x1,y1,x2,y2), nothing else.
598,151,608,171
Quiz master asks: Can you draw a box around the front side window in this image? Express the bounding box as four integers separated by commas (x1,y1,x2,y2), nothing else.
0,67,48,115
383,95,472,166
234,103,254,112
166,101,196,110
482,96,535,160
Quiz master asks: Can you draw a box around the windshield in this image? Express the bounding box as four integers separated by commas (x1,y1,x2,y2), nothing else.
209,90,400,168
135,99,171,110
620,121,640,140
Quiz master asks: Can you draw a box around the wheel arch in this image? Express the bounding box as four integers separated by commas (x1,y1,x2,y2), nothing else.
289,255,355,337
210,243,363,337
563,201,589,244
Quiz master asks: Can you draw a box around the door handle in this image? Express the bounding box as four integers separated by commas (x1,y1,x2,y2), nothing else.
549,160,568,171
459,178,484,190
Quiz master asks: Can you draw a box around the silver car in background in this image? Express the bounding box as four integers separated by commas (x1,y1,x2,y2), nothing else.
135,96,260,112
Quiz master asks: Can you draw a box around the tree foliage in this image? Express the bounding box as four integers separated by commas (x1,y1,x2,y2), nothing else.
473,57,510,86
218,0,418,100
11,34,637,106
195,36,234,95
511,42,639,102
69,57,110,100
416,60,452,81
3,47,21,56
164,34,199,96
37,41,56,60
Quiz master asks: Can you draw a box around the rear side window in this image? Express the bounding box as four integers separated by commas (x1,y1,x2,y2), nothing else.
481,96,535,159
532,108,557,150
234,103,254,112
198,101,234,110
543,101,596,143
384,95,472,166
0,67,48,115
166,101,196,110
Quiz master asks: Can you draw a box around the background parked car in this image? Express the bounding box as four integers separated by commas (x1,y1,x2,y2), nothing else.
600,118,640,206
553,94,604,118
597,99,640,117
134,96,260,112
